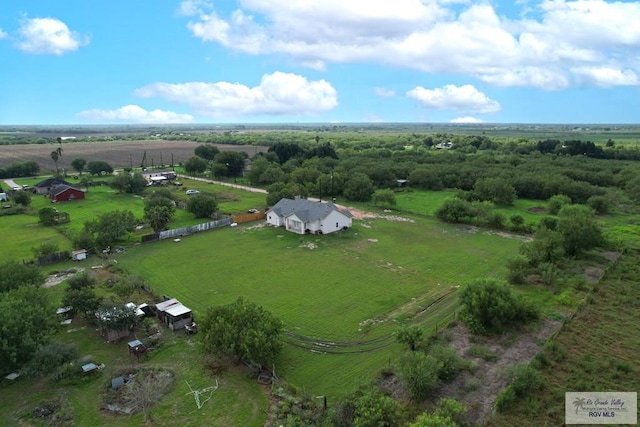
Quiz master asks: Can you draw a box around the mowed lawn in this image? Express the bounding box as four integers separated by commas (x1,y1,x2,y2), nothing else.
116,215,521,398
0,214,72,260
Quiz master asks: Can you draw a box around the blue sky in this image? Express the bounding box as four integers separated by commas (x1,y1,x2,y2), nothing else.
1,0,639,125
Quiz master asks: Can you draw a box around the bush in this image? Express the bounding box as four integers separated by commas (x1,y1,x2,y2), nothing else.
429,344,464,381
400,352,442,400
459,279,539,334
494,385,517,413
12,190,31,207
548,194,571,215
586,195,612,214
23,342,79,378
66,272,96,290
508,364,544,397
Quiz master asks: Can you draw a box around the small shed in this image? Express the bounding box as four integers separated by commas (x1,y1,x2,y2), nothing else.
72,249,87,261
156,298,193,331
50,185,85,202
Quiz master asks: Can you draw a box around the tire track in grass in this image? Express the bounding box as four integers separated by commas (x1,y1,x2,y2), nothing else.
285,289,458,354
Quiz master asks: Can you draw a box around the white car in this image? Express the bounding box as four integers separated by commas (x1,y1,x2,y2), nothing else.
185,189,200,195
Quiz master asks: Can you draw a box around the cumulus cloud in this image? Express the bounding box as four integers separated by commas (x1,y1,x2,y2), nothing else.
76,105,194,124
375,87,396,98
179,0,640,89
0,28,7,39
16,17,89,55
407,84,500,114
134,72,338,118
450,116,485,123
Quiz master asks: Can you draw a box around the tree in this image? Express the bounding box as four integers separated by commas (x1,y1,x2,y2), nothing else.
372,189,397,206
0,261,44,293
32,242,59,258
110,172,147,193
95,301,139,333
459,279,538,334
557,204,604,256
333,387,400,427
87,160,114,176
50,150,60,173
186,194,218,218
0,286,58,370
70,158,87,176
38,207,58,226
84,210,137,248
548,194,571,215
394,325,424,351
62,286,102,317
343,172,374,202
200,297,284,365
520,227,565,266
194,144,220,161
144,194,175,232
184,156,208,174
12,190,31,206
435,199,475,223
214,151,246,179
121,369,174,421
473,177,516,206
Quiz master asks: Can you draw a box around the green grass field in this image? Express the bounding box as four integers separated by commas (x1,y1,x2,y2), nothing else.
0,214,73,261
115,215,522,398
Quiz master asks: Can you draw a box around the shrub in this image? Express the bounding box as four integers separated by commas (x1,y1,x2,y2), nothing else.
459,279,539,334
548,194,571,215
494,385,517,413
24,342,80,378
429,344,464,381
400,352,442,400
586,195,612,214
508,365,544,397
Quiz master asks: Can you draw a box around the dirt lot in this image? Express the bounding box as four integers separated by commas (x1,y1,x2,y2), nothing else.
0,140,267,172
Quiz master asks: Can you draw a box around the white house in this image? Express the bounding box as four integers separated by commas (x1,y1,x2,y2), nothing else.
266,198,353,235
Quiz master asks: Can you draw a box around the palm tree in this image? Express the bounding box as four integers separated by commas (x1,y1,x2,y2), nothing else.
50,150,60,173
573,397,586,414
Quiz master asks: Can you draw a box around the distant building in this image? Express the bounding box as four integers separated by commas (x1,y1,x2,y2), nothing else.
34,178,71,195
50,185,85,202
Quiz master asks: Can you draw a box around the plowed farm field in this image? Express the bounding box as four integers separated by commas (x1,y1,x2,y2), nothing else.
0,140,267,172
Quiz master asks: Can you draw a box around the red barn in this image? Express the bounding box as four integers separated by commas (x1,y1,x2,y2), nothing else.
50,185,85,202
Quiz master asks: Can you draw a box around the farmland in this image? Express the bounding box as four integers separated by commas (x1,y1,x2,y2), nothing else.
0,140,267,171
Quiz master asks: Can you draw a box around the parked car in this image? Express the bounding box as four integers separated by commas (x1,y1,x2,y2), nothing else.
248,209,260,213
173,181,183,186
185,189,200,195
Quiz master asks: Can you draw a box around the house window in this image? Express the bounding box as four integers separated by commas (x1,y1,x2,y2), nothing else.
290,220,302,230
336,222,339,228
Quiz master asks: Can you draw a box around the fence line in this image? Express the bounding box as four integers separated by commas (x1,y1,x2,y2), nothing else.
158,217,232,240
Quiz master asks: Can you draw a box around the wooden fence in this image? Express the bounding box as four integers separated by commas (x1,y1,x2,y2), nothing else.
232,212,265,224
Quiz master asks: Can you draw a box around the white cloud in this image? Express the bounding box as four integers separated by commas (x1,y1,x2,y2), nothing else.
571,66,639,87
17,17,89,55
375,87,396,98
179,0,640,89
450,116,485,123
135,72,338,118
76,105,194,124
0,28,7,39
407,84,500,114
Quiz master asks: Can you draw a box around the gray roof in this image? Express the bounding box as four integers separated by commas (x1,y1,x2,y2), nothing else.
269,198,352,222
35,178,70,188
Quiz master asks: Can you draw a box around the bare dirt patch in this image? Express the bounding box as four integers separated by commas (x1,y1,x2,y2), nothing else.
0,140,267,171
436,320,561,423
43,268,85,288
527,207,548,214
